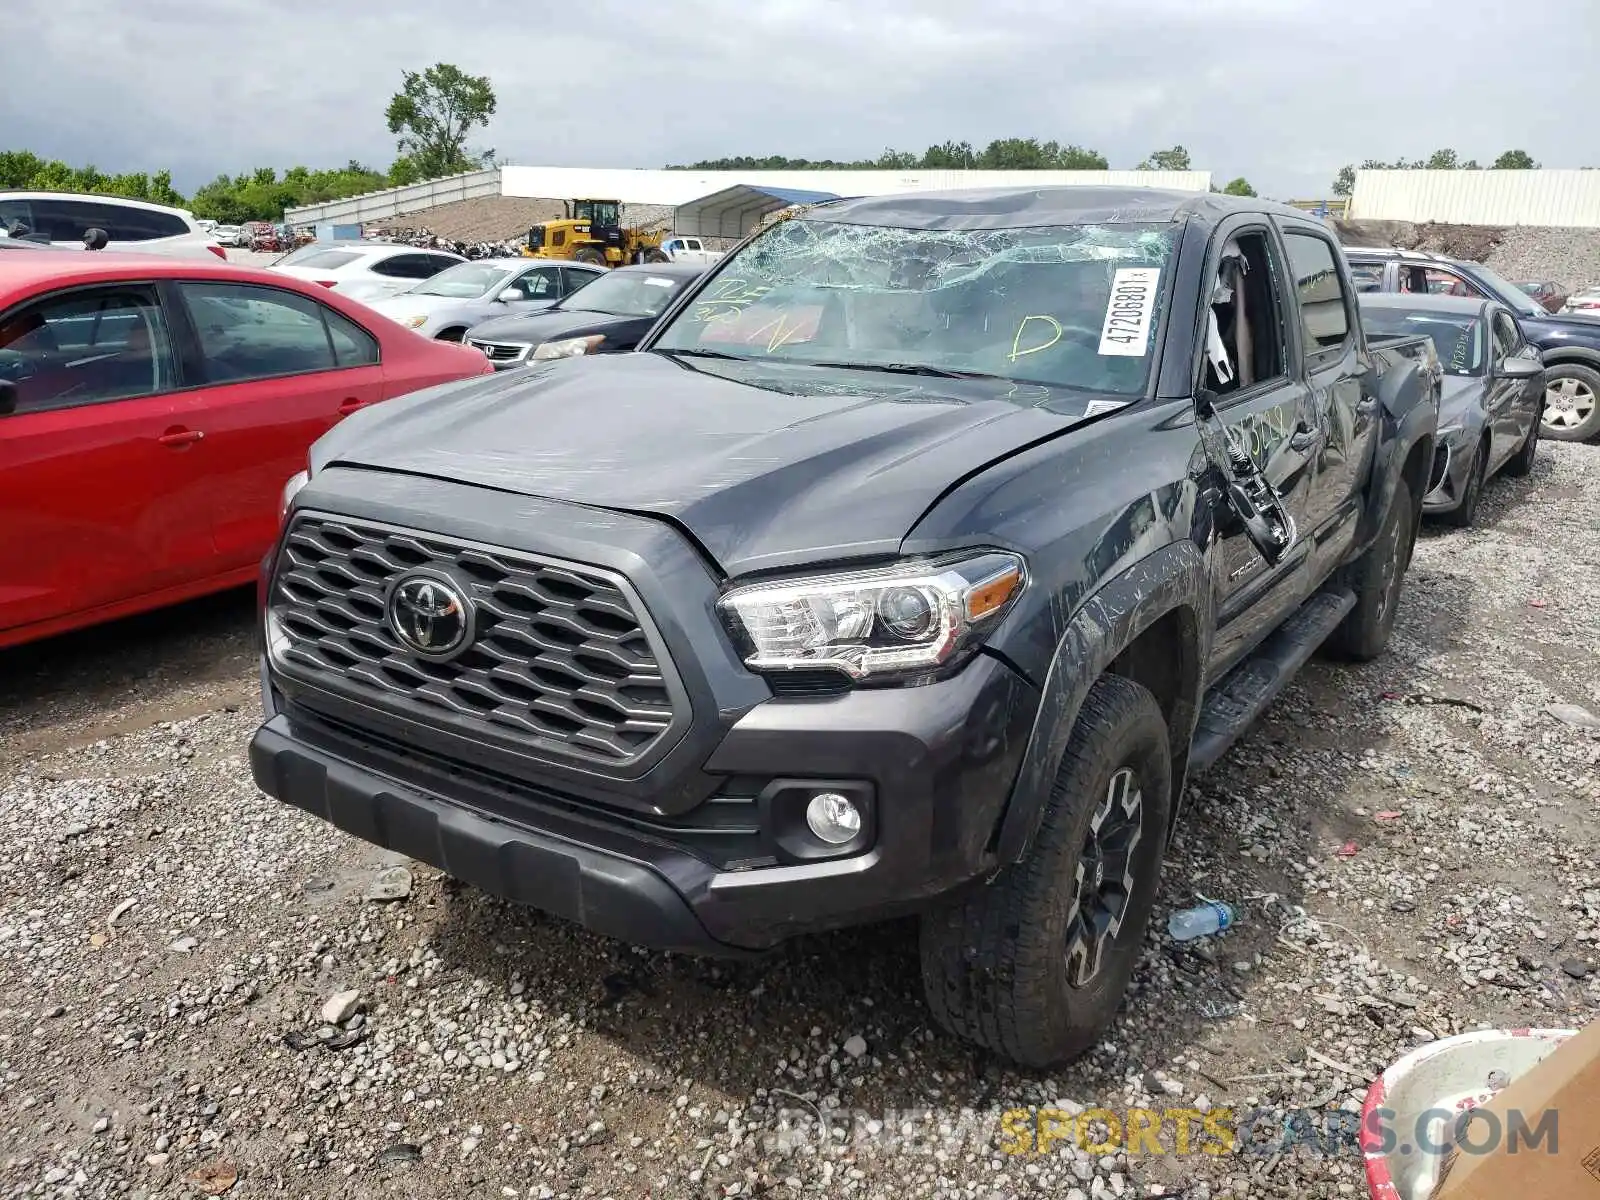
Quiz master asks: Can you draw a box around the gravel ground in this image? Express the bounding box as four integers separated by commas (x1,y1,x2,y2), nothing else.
2,443,1598,1200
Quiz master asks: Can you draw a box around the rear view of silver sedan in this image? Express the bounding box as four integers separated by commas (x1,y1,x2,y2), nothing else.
360,259,608,341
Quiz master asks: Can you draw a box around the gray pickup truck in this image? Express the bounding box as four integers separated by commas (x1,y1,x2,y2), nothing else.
252,188,1438,1066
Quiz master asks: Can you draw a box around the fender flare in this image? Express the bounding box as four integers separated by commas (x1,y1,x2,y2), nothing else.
1538,345,1600,372
1358,387,1436,549
992,539,1213,865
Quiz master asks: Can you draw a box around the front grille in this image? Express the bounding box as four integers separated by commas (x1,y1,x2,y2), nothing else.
466,339,528,363
270,515,683,769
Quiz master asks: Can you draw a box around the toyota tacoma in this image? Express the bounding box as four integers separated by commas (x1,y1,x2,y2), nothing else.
252,187,1439,1066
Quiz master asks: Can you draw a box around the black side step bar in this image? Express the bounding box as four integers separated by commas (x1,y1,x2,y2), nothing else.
1190,588,1356,772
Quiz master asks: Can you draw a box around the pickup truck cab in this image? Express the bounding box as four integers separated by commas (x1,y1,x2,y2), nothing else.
1346,245,1600,442
658,235,724,265
254,188,1438,1066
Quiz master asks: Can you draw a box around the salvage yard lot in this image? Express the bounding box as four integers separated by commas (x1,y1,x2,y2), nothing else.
2,446,1598,1200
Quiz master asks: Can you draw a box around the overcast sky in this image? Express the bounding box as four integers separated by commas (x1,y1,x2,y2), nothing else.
6,0,1596,200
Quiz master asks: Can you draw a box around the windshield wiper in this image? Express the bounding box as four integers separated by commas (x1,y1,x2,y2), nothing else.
800,360,1014,382
654,347,749,362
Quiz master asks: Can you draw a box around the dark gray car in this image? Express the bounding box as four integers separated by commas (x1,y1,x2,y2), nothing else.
1360,292,1544,526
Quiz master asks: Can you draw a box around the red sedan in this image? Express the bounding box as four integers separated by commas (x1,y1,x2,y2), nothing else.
0,246,492,649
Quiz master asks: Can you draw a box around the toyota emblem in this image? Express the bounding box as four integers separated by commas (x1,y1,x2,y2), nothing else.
387,574,472,658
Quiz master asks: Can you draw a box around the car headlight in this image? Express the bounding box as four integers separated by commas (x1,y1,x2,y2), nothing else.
717,552,1026,682
279,469,309,523
400,315,428,329
533,334,605,360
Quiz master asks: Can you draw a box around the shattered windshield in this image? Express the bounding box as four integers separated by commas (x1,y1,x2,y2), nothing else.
652,218,1179,395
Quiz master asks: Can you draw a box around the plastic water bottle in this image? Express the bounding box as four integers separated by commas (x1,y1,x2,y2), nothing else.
1167,900,1236,942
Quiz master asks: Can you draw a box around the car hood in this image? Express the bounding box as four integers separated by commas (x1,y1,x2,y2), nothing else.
308,352,1109,576
1525,310,1600,338
464,307,639,344
366,293,467,316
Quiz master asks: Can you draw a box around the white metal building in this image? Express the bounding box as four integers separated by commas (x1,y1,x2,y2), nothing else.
1350,169,1600,227
497,166,1212,206
285,166,1213,227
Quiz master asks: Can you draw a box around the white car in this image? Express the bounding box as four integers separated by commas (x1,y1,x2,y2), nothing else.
212,224,246,248
1562,287,1600,315
659,235,724,265
0,191,225,259
268,242,466,301
362,258,608,341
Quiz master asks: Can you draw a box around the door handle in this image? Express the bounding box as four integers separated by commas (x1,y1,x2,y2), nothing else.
338,397,368,416
157,428,204,448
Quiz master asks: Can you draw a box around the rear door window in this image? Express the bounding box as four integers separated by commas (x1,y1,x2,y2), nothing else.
0,285,178,413
372,254,451,280
1282,232,1352,363
29,199,188,242
178,282,379,382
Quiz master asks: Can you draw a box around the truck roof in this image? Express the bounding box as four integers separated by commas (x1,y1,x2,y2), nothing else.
804,186,1317,231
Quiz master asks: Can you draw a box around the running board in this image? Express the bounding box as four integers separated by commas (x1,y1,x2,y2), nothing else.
1190,589,1356,771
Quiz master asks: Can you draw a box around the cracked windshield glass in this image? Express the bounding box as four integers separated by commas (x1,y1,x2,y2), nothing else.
653,218,1178,398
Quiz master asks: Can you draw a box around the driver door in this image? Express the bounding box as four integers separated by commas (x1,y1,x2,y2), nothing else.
1199,222,1321,682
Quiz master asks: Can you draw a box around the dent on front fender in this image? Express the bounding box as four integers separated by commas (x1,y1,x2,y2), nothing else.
990,538,1214,865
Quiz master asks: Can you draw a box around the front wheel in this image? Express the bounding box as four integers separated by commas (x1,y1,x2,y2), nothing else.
1542,364,1600,442
1323,476,1415,661
435,328,466,343
573,247,607,267
919,673,1171,1068
1504,405,1541,477
1443,440,1488,529
643,248,670,264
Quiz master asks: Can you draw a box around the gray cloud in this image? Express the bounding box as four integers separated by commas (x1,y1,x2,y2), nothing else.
4,0,1596,199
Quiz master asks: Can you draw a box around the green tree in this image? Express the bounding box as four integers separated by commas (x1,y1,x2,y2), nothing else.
921,140,977,169
1222,177,1257,197
1493,149,1538,169
1138,145,1192,171
385,63,497,181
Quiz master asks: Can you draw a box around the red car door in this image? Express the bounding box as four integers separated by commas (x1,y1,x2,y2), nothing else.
170,280,386,573
0,283,215,639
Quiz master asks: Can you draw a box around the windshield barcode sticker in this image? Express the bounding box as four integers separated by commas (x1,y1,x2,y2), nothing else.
1099,267,1161,357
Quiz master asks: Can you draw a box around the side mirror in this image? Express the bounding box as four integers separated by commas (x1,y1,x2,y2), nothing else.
496,288,522,303
1498,355,1542,379
83,227,109,251
0,380,18,416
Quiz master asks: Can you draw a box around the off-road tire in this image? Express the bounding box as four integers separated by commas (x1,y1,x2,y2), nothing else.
1541,363,1600,442
919,673,1172,1068
574,247,607,267
1443,440,1488,529
1323,476,1415,662
643,248,670,264
1504,406,1541,477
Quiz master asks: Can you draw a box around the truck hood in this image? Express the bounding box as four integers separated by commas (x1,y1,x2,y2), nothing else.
309,351,1111,576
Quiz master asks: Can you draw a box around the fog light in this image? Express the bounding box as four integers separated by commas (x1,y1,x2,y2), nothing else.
805,792,862,844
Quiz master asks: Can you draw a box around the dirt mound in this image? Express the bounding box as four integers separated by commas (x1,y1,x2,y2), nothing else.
1334,218,1506,263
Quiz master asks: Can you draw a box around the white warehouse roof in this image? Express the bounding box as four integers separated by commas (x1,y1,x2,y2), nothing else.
499,166,1212,207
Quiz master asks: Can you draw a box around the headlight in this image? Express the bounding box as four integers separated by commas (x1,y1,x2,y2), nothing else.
279,469,309,523
533,334,605,360
400,315,428,329
717,552,1026,682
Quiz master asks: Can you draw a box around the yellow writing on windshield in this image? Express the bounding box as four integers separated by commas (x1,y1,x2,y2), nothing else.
1009,315,1063,362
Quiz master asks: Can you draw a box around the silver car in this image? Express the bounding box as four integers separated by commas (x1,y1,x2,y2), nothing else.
362,259,608,341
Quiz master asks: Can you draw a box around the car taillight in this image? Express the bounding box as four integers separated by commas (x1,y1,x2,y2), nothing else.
206,244,227,259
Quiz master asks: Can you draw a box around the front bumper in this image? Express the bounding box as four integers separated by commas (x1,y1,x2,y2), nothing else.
253,649,1039,954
